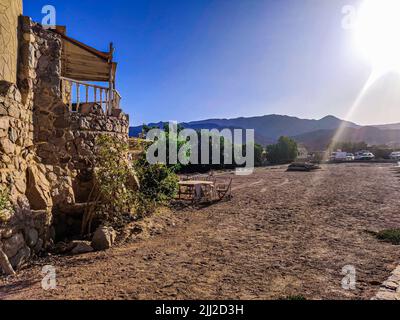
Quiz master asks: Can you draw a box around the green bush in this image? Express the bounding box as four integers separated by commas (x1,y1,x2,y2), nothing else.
82,135,179,234
254,143,265,167
376,229,400,245
134,156,179,215
0,188,12,223
82,135,139,234
95,135,138,211
266,136,298,164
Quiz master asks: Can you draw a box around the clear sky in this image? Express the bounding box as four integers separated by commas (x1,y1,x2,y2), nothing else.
23,0,400,126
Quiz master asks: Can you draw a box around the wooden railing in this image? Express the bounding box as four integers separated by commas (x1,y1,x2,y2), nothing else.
60,77,121,115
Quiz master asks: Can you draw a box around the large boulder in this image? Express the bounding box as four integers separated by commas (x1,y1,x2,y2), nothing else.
0,246,15,276
91,226,116,251
9,246,30,270
3,232,25,258
26,165,53,210
25,228,38,248
71,241,94,255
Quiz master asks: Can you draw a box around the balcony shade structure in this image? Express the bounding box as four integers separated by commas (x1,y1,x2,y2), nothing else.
53,26,121,115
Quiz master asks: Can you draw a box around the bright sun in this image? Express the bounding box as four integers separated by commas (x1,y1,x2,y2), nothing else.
356,0,400,74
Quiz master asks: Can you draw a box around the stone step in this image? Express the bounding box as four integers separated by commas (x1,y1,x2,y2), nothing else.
57,202,98,216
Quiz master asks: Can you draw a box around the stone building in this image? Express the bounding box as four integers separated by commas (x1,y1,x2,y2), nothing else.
0,0,22,83
0,0,129,272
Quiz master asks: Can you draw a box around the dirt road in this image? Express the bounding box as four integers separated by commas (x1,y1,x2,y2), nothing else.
2,163,400,300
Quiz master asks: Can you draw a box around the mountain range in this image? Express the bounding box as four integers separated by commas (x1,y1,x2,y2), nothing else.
130,115,400,151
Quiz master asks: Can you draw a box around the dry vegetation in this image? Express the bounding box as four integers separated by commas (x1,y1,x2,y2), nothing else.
1,163,400,300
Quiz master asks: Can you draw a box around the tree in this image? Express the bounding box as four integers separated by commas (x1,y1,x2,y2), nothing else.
254,144,265,167
266,136,298,164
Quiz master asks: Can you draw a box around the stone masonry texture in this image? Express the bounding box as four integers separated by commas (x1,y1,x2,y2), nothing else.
0,0,23,84
0,11,129,272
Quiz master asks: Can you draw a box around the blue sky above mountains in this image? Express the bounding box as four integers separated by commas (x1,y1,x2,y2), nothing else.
24,0,400,126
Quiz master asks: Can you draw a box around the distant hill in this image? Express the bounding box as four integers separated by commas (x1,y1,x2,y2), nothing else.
185,115,359,141
130,114,400,150
130,115,359,145
293,126,400,151
373,123,400,130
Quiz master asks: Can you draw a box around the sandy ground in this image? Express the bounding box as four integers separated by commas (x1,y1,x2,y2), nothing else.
1,163,400,300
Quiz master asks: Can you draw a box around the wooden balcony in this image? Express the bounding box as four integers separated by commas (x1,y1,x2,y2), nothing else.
53,27,123,116
61,77,121,115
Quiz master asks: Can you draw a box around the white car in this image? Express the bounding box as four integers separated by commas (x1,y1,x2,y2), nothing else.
355,151,375,161
330,152,348,162
390,151,400,160
330,152,355,162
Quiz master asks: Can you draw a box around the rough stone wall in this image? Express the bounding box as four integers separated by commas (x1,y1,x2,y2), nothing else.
24,17,129,213
0,0,23,83
0,82,37,265
0,82,32,203
0,14,43,270
25,19,129,209
0,16,129,272
0,17,56,270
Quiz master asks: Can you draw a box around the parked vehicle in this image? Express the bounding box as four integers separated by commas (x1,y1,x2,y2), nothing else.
330,151,354,162
389,151,400,160
330,152,353,162
355,151,375,161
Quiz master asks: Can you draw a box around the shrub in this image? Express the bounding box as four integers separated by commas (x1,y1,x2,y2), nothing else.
134,156,179,215
95,135,138,210
254,143,265,167
82,134,180,234
82,135,139,234
266,136,298,164
0,188,12,223
376,229,400,245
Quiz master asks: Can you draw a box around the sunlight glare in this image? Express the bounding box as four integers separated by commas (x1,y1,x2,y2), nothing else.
355,0,400,73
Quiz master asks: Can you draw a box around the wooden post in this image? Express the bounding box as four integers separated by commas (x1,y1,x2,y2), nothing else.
106,88,110,114
108,42,114,115
61,79,65,104
100,88,103,111
76,83,80,111
69,81,72,111
85,85,89,103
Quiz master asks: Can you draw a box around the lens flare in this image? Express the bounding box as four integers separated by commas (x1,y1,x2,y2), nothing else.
355,0,400,73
